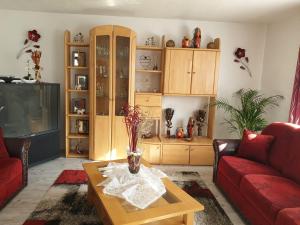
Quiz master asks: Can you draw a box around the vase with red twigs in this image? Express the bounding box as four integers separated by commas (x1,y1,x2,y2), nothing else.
123,104,143,174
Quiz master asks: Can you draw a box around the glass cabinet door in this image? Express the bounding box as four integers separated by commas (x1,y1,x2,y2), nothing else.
96,35,110,115
115,36,130,116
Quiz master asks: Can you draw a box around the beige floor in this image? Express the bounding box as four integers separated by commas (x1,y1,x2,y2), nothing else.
0,157,247,225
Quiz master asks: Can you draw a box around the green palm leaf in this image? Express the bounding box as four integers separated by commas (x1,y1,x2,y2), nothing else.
211,89,284,137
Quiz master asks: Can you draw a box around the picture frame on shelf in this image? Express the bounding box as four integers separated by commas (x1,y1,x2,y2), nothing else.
72,51,86,67
72,98,86,114
75,74,88,90
76,119,89,134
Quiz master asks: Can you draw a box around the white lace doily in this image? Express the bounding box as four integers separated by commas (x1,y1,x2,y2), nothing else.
97,163,167,209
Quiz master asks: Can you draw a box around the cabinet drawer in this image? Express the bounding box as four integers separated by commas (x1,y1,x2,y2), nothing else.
142,144,161,164
140,106,161,118
162,145,190,165
190,145,214,165
135,94,161,107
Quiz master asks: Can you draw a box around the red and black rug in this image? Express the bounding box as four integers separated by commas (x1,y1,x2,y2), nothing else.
23,170,234,225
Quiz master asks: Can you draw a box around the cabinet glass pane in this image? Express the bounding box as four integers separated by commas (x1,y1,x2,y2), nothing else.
115,36,130,116
96,35,110,115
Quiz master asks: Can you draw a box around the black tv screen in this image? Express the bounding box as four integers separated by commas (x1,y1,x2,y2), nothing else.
0,83,59,137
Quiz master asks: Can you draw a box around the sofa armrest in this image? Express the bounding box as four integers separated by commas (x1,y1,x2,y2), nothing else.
4,138,31,186
213,139,240,183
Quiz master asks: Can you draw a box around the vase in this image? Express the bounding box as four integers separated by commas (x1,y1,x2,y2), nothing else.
127,149,142,174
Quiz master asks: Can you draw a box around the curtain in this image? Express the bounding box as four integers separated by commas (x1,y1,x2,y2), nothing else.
289,48,300,124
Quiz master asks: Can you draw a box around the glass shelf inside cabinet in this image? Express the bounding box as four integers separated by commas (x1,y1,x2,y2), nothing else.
96,35,110,116
115,36,130,116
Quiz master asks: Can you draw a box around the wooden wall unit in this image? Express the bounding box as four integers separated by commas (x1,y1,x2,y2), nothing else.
89,25,136,161
138,38,220,166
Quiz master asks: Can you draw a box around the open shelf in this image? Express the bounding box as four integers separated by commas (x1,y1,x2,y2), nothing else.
160,136,213,145
67,66,89,70
66,42,89,47
68,151,89,158
137,46,163,51
140,136,161,144
136,69,162,73
67,114,89,118
67,89,88,93
68,134,89,139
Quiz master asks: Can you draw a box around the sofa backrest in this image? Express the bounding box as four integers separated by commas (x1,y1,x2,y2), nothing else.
262,122,300,184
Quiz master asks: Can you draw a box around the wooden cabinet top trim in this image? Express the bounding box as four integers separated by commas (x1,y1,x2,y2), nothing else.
165,47,220,52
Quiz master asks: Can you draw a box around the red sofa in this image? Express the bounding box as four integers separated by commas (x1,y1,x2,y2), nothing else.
213,123,300,225
0,128,30,209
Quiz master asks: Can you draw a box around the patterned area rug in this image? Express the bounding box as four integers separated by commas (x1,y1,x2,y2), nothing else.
23,169,233,225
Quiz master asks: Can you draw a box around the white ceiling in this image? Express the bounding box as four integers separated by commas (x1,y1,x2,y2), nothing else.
0,0,300,23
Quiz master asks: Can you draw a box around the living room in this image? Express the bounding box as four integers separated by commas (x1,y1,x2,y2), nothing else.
0,1,300,225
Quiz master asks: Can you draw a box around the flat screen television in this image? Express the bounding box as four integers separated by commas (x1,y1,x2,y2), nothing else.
0,83,60,137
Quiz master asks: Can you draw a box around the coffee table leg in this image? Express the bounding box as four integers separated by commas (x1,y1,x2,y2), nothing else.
87,181,93,205
183,212,193,225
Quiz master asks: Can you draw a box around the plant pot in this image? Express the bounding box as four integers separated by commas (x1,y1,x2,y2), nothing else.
127,149,142,174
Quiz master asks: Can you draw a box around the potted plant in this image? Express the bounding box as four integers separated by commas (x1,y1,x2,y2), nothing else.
123,104,143,174
213,89,284,137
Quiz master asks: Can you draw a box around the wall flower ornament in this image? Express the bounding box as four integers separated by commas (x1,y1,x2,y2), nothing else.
234,48,252,77
17,29,42,82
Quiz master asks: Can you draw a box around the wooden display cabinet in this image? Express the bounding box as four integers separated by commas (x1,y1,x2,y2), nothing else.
89,25,136,161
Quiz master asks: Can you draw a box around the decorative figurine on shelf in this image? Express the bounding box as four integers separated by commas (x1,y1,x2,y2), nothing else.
176,127,184,138
75,84,82,90
145,37,156,46
140,119,154,139
166,40,175,47
23,60,33,81
75,139,82,154
182,36,190,48
195,109,206,136
186,117,195,139
165,108,174,138
31,50,42,82
73,32,84,43
192,27,201,48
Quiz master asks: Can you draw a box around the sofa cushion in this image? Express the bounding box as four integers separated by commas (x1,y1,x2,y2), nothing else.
0,128,9,159
240,175,300,224
0,158,23,207
0,158,22,182
275,208,300,225
238,129,274,164
218,156,280,187
262,123,300,173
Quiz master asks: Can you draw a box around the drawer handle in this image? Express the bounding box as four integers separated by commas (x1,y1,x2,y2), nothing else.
185,148,189,151
145,99,149,102
187,72,191,74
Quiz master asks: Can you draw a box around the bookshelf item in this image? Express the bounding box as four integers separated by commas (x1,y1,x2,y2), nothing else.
64,30,90,158
89,25,136,161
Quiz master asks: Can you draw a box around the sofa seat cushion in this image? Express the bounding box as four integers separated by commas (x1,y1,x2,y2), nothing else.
218,156,281,187
0,158,23,206
240,175,300,224
0,158,22,182
275,208,300,225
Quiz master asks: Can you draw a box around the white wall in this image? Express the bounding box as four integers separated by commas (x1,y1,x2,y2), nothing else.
0,9,267,145
261,15,300,123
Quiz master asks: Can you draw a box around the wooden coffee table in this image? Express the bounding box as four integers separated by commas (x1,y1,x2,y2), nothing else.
83,159,204,225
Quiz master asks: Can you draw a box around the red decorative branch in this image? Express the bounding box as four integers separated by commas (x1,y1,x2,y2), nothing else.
123,104,143,153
